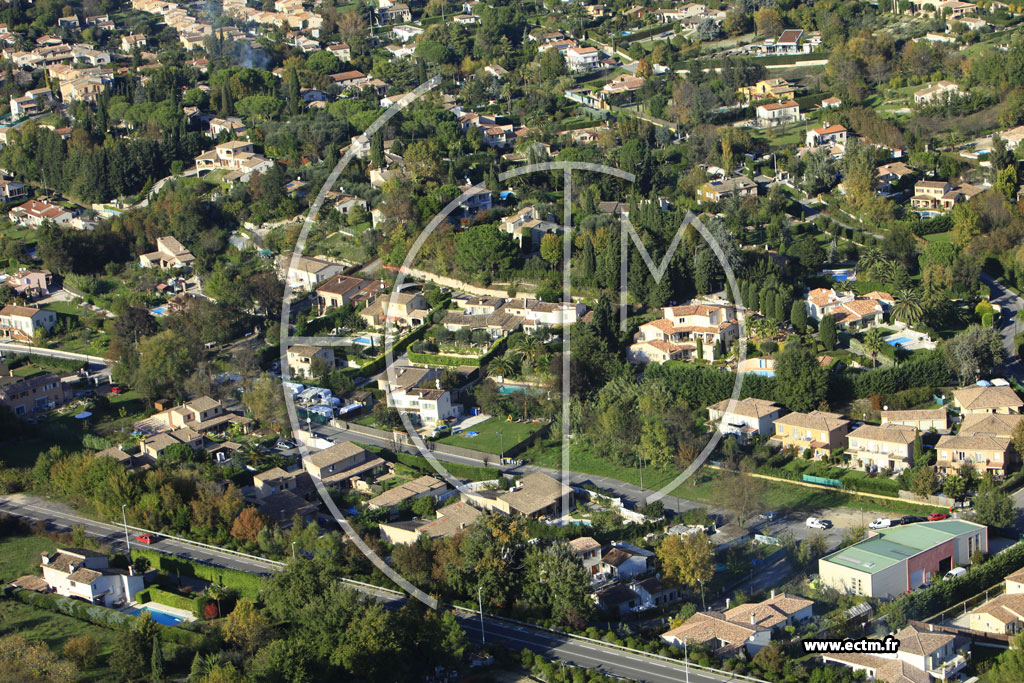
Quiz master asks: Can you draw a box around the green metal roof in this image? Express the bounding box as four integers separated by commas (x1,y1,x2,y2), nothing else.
822,521,983,575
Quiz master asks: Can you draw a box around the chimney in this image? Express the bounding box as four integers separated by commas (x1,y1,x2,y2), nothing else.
751,612,756,625
41,554,50,565
929,624,934,632
771,589,776,599
725,598,731,609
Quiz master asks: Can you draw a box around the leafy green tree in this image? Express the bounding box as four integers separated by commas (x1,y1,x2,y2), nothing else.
941,325,1005,385
774,341,828,412
456,225,517,283
819,314,838,352
657,532,714,600
523,541,593,627
133,330,199,400
973,477,1014,529
791,300,808,335
943,467,979,506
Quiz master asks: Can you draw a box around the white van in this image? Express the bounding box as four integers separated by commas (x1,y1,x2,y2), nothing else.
945,567,967,580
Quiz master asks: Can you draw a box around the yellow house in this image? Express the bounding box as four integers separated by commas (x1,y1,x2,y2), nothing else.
772,411,851,458
737,78,799,102
953,385,1023,415
968,592,1024,635
846,424,917,472
935,434,1013,478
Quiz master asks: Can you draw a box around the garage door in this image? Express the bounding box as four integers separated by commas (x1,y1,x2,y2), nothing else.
911,569,924,588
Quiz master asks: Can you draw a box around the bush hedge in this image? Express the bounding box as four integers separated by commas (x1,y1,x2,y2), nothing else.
883,543,1024,625
830,350,949,402
135,587,199,616
356,324,429,377
3,586,206,649
131,548,263,600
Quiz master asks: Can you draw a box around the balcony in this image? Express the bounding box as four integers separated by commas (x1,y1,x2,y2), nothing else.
928,652,969,680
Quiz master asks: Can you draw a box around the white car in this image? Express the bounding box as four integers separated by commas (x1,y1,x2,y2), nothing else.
806,517,831,530
868,518,893,530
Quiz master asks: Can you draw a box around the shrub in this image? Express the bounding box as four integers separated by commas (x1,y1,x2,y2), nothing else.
129,549,262,601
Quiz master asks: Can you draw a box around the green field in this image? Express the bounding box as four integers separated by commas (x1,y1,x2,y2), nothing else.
923,231,953,243
0,600,122,682
439,417,544,455
0,534,57,582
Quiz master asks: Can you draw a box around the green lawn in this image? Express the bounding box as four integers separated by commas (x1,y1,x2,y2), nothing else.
439,417,544,455
0,534,57,582
43,300,87,317
923,231,953,243
0,600,122,682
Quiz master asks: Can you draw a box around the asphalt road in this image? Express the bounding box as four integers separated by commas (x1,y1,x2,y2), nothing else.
0,493,763,683
981,273,1024,382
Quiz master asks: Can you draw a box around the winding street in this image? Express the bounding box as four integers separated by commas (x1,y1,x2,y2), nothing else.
981,273,1024,382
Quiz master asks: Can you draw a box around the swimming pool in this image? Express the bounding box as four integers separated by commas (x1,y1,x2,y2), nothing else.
352,335,374,345
887,337,913,346
498,385,530,395
150,306,167,316
124,605,185,626
749,369,775,377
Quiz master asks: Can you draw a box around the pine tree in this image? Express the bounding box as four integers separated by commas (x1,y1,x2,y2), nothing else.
791,299,807,335
370,131,384,169
151,634,164,683
819,313,837,351
774,292,786,323
219,85,232,116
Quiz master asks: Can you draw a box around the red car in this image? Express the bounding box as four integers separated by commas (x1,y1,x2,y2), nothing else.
110,385,124,395
928,512,949,521
135,534,156,544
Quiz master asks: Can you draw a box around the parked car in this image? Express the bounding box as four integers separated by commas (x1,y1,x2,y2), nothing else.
135,535,157,544
928,512,949,521
757,511,777,522
74,389,95,398
901,515,926,524
868,518,894,529
945,567,967,580
806,517,831,529
110,385,124,394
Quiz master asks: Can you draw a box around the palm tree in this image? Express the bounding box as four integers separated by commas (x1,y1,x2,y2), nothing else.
511,334,545,371
892,289,924,326
863,327,885,368
857,248,885,278
487,356,518,379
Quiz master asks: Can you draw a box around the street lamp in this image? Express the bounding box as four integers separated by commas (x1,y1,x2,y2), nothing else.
291,541,297,561
683,638,690,683
697,577,705,611
478,585,486,645
121,504,131,557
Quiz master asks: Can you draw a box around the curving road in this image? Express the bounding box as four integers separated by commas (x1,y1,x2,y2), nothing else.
981,273,1024,381
0,493,764,683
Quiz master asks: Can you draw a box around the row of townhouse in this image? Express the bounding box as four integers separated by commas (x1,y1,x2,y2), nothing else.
709,384,1023,475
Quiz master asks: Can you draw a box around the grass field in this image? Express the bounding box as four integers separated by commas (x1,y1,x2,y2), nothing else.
923,231,953,243
0,601,123,681
439,417,544,455
0,534,57,582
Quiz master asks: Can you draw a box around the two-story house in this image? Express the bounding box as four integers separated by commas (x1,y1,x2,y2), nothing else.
302,441,388,489
772,410,852,458
315,273,383,314
569,536,603,577
359,291,430,329
629,302,740,364
805,123,847,149
138,236,196,269
283,256,345,293
935,434,1013,478
911,180,953,210
969,570,1024,634
952,385,1023,415
565,46,600,71
881,408,948,432
821,623,968,683
39,548,144,608
697,176,758,203
0,304,58,341
846,424,917,472
599,542,654,580
499,206,561,250
8,198,74,227
707,398,785,443
3,267,52,298
286,345,336,379
0,364,70,416
755,100,801,127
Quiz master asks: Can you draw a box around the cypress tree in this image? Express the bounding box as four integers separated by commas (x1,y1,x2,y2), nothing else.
151,634,164,683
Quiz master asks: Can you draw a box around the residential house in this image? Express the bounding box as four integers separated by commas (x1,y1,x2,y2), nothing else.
598,542,653,580
207,116,247,138
302,441,389,490
804,288,889,328
566,46,601,72
376,3,411,23
286,345,335,379
366,475,449,515
1007,567,1024,594
0,305,58,342
462,472,573,519
145,395,252,436
316,273,383,314
94,447,135,469
629,301,740,364
387,383,458,426
914,81,962,105
500,298,588,330
707,397,785,443
602,74,645,96
958,412,1023,438
138,236,196,269
820,623,968,683
193,140,273,179
8,198,74,227
498,205,561,249
121,34,148,52
737,78,799,102
775,29,806,54
952,385,1023,415
818,520,988,598
724,591,814,630
0,364,69,416
140,427,203,459
631,576,680,611
806,123,847,149
569,536,603,576
697,176,758,203
968,590,1024,635
59,74,112,103
0,179,26,202
379,502,482,545
595,584,642,617
3,267,52,299
661,611,771,657
39,548,144,608
846,424,918,472
911,180,952,209
440,306,522,340
772,410,852,458
458,181,493,216
821,96,842,108
880,408,948,432
936,434,1013,478
10,87,55,117
755,101,800,127
332,193,367,216
876,162,916,193
359,291,429,329
391,25,423,43
283,256,345,292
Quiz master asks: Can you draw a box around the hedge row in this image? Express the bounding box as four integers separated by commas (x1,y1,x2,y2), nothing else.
756,463,901,496
131,548,263,600
395,451,496,482
830,350,949,402
407,351,481,367
883,542,1024,624
135,587,199,616
356,324,429,378
2,586,206,649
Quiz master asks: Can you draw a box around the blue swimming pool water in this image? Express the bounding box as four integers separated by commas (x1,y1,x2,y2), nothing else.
749,369,775,377
150,306,167,316
887,337,913,346
352,336,373,345
125,605,184,626
498,385,529,394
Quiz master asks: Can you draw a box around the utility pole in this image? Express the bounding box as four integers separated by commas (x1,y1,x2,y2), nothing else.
478,585,486,644
121,504,131,557
292,541,297,561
